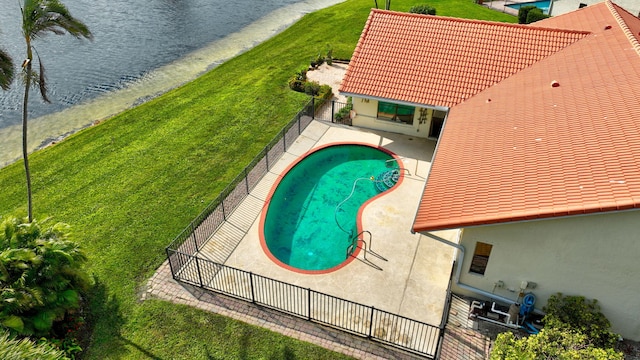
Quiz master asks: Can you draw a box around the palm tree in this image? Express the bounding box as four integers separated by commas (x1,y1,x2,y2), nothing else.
20,0,92,222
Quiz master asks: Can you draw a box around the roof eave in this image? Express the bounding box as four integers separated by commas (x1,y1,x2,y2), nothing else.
339,91,450,112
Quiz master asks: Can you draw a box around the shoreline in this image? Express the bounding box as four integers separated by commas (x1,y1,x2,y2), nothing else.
0,0,345,169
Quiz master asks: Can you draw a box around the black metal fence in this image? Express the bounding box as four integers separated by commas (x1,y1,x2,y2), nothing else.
165,97,443,358
312,98,353,125
166,252,441,358
166,98,316,256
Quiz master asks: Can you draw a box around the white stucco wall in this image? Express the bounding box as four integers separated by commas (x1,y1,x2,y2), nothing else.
350,97,433,138
453,210,640,341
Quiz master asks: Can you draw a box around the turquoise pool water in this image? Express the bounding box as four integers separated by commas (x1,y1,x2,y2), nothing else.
506,0,551,14
262,144,399,272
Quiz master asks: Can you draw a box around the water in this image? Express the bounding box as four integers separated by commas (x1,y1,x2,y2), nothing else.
0,0,344,166
506,0,551,14
263,145,399,272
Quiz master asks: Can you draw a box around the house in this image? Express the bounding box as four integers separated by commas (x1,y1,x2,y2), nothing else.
340,1,640,341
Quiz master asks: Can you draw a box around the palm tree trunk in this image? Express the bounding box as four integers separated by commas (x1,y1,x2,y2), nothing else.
23,60,33,222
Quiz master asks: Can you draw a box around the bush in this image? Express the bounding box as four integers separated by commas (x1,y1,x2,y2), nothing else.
543,293,619,349
334,97,353,122
312,85,333,111
491,328,623,360
288,77,305,92
518,5,537,24
303,81,321,96
409,4,436,15
525,7,549,23
0,216,91,337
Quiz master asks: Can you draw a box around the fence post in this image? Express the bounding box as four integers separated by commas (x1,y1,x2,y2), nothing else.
195,257,204,288
282,128,287,150
244,167,250,194
249,272,256,303
331,100,336,123
191,222,199,252
368,306,375,338
265,146,270,171
298,110,302,134
221,200,226,221
166,248,176,280
307,289,312,321
311,97,315,120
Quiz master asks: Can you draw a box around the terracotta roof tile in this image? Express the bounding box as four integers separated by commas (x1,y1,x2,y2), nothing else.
413,1,640,232
339,10,588,108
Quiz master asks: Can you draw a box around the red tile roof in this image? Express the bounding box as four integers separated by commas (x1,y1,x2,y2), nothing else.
339,10,588,108
413,1,640,232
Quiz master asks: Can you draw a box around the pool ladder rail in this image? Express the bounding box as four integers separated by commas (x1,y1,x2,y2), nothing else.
346,230,388,271
375,169,400,192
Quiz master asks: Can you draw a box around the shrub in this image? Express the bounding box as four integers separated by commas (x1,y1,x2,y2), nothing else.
409,4,436,15
334,97,353,122
313,85,333,111
525,7,549,23
543,293,619,349
491,328,623,360
326,45,333,66
288,77,305,92
0,216,91,337
303,81,321,96
518,5,537,24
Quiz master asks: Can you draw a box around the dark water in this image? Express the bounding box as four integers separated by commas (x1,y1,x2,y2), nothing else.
0,0,308,127
0,0,342,165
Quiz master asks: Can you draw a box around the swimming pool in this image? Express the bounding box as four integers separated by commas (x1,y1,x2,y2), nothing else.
506,0,550,14
260,143,402,273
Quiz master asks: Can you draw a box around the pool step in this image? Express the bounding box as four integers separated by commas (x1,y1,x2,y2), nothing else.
375,169,400,192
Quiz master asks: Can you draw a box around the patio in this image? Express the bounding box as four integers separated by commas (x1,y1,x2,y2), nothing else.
197,120,458,326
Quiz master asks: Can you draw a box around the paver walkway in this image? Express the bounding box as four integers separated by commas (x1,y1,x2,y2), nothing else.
146,263,494,359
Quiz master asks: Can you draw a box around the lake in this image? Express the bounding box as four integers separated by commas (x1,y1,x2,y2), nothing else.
0,0,343,166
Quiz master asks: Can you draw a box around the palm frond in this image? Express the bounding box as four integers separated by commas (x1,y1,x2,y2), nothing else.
0,48,14,91
22,0,92,41
36,52,50,103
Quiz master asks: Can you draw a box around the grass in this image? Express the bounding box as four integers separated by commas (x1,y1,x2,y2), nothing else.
0,1,514,358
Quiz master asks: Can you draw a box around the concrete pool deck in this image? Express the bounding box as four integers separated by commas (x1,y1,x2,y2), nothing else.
146,120,460,357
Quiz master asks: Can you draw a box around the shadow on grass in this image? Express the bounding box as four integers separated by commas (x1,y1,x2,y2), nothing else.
84,276,127,358
117,336,164,360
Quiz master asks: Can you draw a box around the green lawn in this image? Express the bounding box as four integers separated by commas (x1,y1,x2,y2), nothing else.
0,1,514,358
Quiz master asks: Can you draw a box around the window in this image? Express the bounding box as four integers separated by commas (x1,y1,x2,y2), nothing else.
469,242,493,275
377,102,415,125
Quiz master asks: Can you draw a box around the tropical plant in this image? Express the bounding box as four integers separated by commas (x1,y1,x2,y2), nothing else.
0,216,91,337
0,330,67,360
19,0,92,222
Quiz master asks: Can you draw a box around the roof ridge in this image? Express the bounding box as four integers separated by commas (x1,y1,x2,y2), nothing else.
606,0,640,56
370,9,590,36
